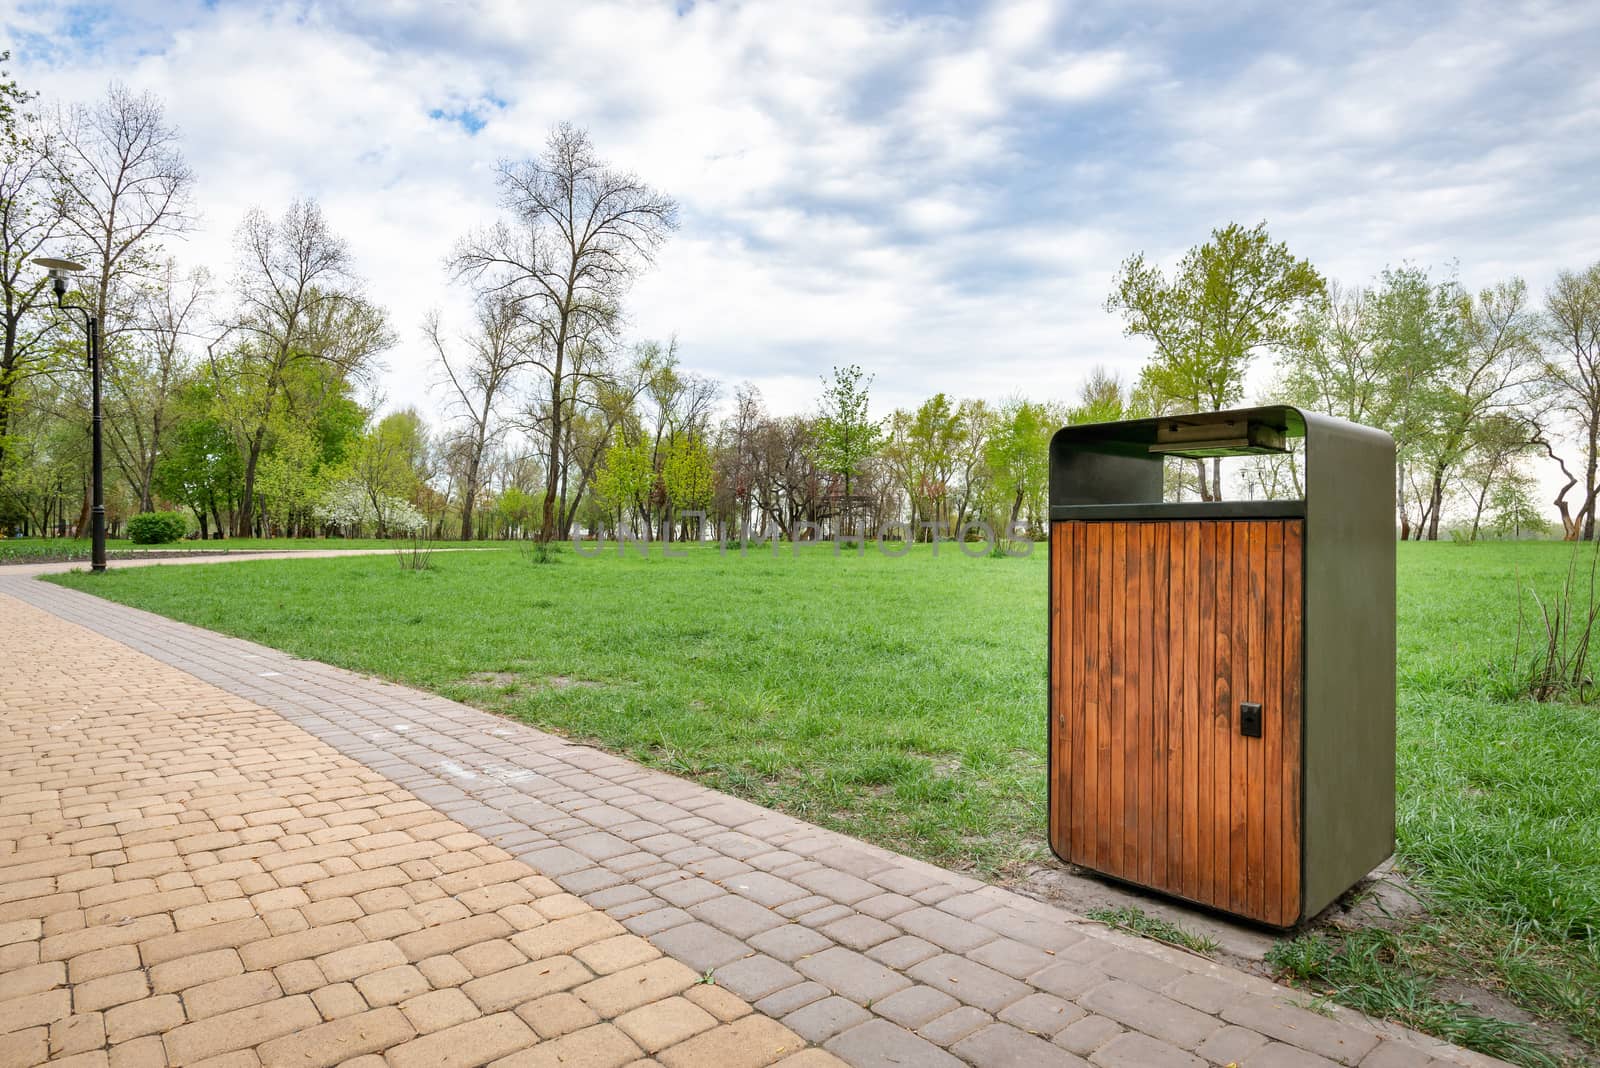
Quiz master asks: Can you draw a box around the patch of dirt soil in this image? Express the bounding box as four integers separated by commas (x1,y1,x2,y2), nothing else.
467,671,520,686
546,675,599,690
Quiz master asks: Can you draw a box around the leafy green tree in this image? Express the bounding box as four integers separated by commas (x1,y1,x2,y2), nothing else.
593,438,653,535
1072,367,1129,424
152,382,241,539
1408,278,1539,539
256,419,329,537
985,399,1051,536
883,393,962,537
0,52,23,152
662,435,713,520
348,409,430,537
492,485,540,539
1487,468,1551,540
1366,267,1465,539
0,56,61,489
814,364,882,499
1108,221,1324,499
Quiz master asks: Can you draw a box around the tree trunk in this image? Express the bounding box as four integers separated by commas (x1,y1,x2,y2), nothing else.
236,424,268,536
461,456,479,542
1426,470,1445,541
539,373,563,544
1587,420,1599,542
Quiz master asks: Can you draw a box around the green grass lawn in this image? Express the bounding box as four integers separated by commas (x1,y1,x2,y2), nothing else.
0,536,480,563
46,540,1600,1065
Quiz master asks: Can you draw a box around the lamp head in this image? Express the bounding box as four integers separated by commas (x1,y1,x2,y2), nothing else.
32,257,87,300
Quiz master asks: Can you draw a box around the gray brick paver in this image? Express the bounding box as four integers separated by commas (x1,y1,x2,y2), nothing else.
647,921,750,973
969,935,1059,979
953,1022,1090,1067
819,913,899,950
784,995,872,1043
870,984,960,1028
864,934,939,970
688,893,786,938
1359,1041,1449,1068
747,923,834,962
916,1004,994,1046
1089,1031,1204,1067
996,990,1085,1036
826,1018,964,1068
711,953,803,1001
1244,1042,1345,1068
1196,1023,1271,1065
893,906,997,952
1054,1014,1123,1056
755,980,829,1017
905,953,1030,1013
794,946,911,1005
1078,980,1220,1049
1222,997,1382,1065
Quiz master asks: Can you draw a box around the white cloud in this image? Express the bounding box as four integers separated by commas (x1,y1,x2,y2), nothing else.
1,0,1596,455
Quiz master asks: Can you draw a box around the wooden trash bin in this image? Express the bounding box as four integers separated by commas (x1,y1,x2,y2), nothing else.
1047,406,1395,927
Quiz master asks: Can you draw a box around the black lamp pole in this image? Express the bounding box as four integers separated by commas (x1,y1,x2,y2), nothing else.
34,257,106,572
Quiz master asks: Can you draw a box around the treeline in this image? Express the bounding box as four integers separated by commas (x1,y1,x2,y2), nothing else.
4,65,1599,546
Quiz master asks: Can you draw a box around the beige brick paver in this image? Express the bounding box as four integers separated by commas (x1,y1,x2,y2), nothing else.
0,593,837,1068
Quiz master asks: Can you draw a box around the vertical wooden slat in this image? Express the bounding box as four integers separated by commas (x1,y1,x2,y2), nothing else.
1127,522,1145,884
1109,522,1127,877
1196,522,1216,903
1264,521,1285,923
1169,521,1184,897
1183,521,1201,901
1283,520,1304,923
1246,521,1267,919
1152,523,1170,891
1119,522,1134,882
1097,521,1113,870
1084,520,1100,867
1228,523,1249,914
1049,525,1066,858
1213,522,1234,906
1070,523,1086,860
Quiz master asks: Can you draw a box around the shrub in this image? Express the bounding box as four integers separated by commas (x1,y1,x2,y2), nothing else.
126,511,188,545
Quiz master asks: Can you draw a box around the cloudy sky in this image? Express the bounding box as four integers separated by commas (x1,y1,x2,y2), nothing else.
4,0,1598,424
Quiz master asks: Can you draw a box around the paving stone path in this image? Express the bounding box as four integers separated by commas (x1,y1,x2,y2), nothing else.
0,561,1506,1068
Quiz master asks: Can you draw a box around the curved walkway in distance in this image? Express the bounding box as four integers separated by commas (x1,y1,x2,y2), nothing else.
0,557,1506,1068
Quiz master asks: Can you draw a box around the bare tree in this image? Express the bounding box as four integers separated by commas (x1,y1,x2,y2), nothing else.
48,84,195,347
225,199,391,535
104,258,210,510
427,294,526,540
1540,262,1600,539
451,122,677,542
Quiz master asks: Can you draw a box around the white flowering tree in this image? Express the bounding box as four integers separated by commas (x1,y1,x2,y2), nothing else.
315,479,425,538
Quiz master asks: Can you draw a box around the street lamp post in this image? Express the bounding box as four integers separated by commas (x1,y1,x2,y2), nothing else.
34,257,106,573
